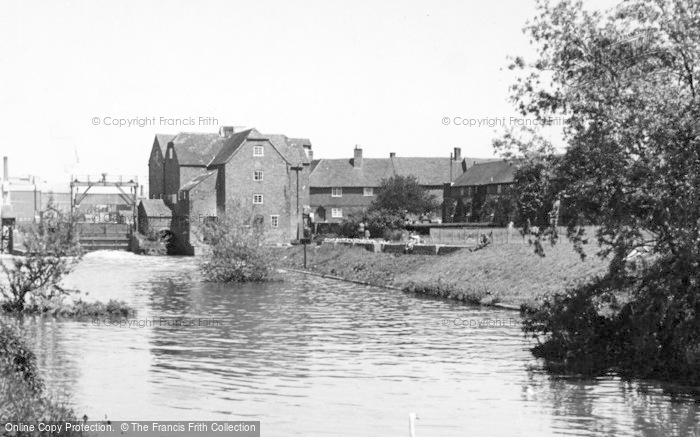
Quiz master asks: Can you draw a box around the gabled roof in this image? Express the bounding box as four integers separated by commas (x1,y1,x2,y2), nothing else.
209,129,256,166
267,134,309,166
169,133,224,166
180,170,217,192
138,199,173,217
154,134,175,155
452,160,517,187
209,128,310,167
309,155,496,188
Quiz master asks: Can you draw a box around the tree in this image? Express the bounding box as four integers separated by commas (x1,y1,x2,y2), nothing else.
0,197,83,312
197,209,276,282
369,175,437,215
502,0,700,382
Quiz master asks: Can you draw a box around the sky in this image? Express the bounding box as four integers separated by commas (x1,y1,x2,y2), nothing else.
0,0,618,185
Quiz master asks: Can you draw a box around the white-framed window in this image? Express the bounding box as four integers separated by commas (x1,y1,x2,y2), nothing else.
363,187,374,196
331,187,342,197
331,208,343,218
270,215,279,227
253,145,264,157
168,148,173,159
253,194,263,204
254,170,263,181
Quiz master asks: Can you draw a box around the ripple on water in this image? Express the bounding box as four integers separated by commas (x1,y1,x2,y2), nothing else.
9,256,699,437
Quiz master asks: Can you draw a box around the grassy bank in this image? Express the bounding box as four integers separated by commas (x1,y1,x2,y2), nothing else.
276,242,608,308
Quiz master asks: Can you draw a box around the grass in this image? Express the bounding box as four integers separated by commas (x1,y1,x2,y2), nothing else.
276,240,609,308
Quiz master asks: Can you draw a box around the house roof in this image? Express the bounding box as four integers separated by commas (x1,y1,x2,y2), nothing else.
288,137,312,148
209,129,256,166
310,158,395,187
391,158,465,186
138,199,173,217
169,132,225,166
309,155,496,188
154,134,176,155
180,170,217,192
267,134,309,166
209,128,310,167
452,160,517,187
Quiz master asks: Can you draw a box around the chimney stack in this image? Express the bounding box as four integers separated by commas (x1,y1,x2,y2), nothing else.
353,145,363,169
218,126,235,138
390,152,396,158
453,147,461,161
3,156,7,181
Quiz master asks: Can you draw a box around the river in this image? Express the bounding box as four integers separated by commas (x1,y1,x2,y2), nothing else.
7,251,700,436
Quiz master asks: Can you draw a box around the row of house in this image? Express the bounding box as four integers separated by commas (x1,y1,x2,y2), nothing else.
145,127,518,252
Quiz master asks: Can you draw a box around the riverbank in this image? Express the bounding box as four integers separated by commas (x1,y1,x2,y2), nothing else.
276,242,608,309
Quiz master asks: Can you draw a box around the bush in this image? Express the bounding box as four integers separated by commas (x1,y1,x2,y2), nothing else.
0,320,85,428
197,211,277,282
340,209,406,240
524,256,700,383
1,198,83,313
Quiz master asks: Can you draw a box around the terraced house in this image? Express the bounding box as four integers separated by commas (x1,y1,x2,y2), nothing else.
309,146,492,227
442,160,517,224
147,127,312,253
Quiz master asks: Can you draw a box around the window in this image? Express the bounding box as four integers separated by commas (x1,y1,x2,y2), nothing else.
331,208,343,218
363,187,374,196
331,187,342,197
254,170,263,181
253,145,264,157
168,148,173,159
271,215,279,227
497,184,502,194
253,194,263,204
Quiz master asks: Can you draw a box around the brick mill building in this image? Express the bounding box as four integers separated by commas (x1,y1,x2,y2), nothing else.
147,127,312,253
309,146,492,225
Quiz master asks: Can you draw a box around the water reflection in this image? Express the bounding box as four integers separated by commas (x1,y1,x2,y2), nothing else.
7,251,699,436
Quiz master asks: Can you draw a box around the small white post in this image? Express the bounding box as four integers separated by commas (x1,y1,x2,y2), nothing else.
408,412,417,437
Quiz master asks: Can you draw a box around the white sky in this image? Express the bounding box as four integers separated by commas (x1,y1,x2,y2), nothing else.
0,0,617,184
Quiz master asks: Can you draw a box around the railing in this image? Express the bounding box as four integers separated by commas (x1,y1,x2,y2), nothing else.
70,175,139,184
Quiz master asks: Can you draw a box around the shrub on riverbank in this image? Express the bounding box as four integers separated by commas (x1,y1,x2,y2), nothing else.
11,298,136,318
198,212,277,282
524,256,700,384
0,320,84,429
1,197,83,313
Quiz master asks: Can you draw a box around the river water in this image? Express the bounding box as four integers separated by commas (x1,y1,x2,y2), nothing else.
6,251,700,436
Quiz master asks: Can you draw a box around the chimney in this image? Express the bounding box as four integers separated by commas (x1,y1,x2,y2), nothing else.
3,157,7,181
453,147,461,161
390,152,396,158
353,145,363,169
218,126,235,138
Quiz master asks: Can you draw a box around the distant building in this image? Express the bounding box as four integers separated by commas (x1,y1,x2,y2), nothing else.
1,157,41,223
147,134,175,200
146,127,312,253
137,199,173,235
309,146,493,225
442,160,517,223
